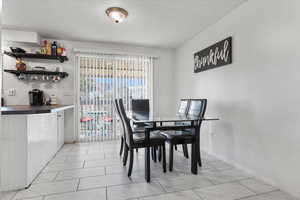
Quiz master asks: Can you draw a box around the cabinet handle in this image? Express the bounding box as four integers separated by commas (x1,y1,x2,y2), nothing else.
58,115,62,117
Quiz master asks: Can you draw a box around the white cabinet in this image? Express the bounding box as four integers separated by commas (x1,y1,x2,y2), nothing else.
57,111,64,149
1,111,66,190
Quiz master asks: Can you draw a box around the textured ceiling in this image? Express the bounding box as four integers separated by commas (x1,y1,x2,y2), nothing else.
3,0,246,48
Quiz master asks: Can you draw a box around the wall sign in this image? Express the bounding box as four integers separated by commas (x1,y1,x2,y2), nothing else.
194,37,232,73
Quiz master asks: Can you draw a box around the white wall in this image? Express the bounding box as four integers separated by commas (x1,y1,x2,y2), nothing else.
0,0,3,196
173,0,300,198
2,39,174,142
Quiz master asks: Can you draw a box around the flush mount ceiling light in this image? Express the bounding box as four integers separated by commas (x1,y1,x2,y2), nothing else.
105,7,128,24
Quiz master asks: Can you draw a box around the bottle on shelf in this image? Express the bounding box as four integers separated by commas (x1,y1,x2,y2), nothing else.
41,40,47,54
57,44,63,56
51,41,57,56
46,41,52,55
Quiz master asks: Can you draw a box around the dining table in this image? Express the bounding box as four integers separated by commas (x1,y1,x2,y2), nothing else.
127,112,219,182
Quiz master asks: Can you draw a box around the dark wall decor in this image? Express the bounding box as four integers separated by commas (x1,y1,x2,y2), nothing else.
194,37,232,73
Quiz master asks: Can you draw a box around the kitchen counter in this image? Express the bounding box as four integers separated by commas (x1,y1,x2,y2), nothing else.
1,105,74,115
1,104,74,190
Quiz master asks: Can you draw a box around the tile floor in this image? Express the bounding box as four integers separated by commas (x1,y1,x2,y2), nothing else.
2,141,298,200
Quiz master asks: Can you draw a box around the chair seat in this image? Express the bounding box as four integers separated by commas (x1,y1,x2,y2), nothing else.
132,123,154,133
133,126,146,132
159,130,195,142
133,131,165,146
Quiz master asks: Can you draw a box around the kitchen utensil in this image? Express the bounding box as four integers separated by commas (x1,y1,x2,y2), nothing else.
10,47,26,53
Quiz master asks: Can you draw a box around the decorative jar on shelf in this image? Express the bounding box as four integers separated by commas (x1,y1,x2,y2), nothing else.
16,58,26,71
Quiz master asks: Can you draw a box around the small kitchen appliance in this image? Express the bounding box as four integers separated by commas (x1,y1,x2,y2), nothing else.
29,89,44,106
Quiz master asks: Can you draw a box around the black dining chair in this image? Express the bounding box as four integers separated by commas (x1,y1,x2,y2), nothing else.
114,99,146,157
118,99,167,177
175,99,191,158
159,99,207,171
185,99,207,166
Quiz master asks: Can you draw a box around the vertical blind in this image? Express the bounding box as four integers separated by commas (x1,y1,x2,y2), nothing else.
77,54,154,142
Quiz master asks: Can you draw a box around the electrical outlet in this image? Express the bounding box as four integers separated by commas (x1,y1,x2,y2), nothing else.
8,89,16,96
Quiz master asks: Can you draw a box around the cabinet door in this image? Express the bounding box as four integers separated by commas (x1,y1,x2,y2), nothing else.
57,111,65,149
27,113,57,184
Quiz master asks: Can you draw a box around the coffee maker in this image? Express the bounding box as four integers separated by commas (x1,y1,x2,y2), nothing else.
29,89,44,106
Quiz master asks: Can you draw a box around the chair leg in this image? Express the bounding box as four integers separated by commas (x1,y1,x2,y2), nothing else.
119,136,124,156
153,147,157,163
183,144,189,159
128,149,134,177
169,143,174,171
123,145,129,166
158,145,162,162
162,144,166,173
151,147,154,161
198,144,202,167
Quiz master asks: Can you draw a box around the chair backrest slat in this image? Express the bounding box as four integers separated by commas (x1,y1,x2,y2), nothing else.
118,99,134,147
177,99,190,115
114,99,126,140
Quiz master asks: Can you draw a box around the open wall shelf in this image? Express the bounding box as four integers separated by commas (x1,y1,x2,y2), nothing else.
4,51,69,63
4,69,69,78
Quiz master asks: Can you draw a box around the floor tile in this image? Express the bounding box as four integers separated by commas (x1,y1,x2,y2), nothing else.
208,160,234,171
49,156,68,164
158,174,213,192
44,188,106,200
15,197,44,200
105,160,146,175
55,167,105,181
56,150,88,157
65,154,105,162
78,174,136,190
1,191,17,200
193,182,255,200
107,182,165,200
105,165,132,175
139,190,202,200
201,168,251,184
242,190,298,200
8,140,297,200
13,179,78,199
239,178,277,194
33,172,58,184
84,159,121,168
43,162,84,172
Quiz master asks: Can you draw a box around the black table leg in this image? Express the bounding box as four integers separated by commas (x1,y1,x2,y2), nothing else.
191,126,199,174
145,129,151,182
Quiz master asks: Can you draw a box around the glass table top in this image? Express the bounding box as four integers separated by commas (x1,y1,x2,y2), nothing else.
127,112,219,123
